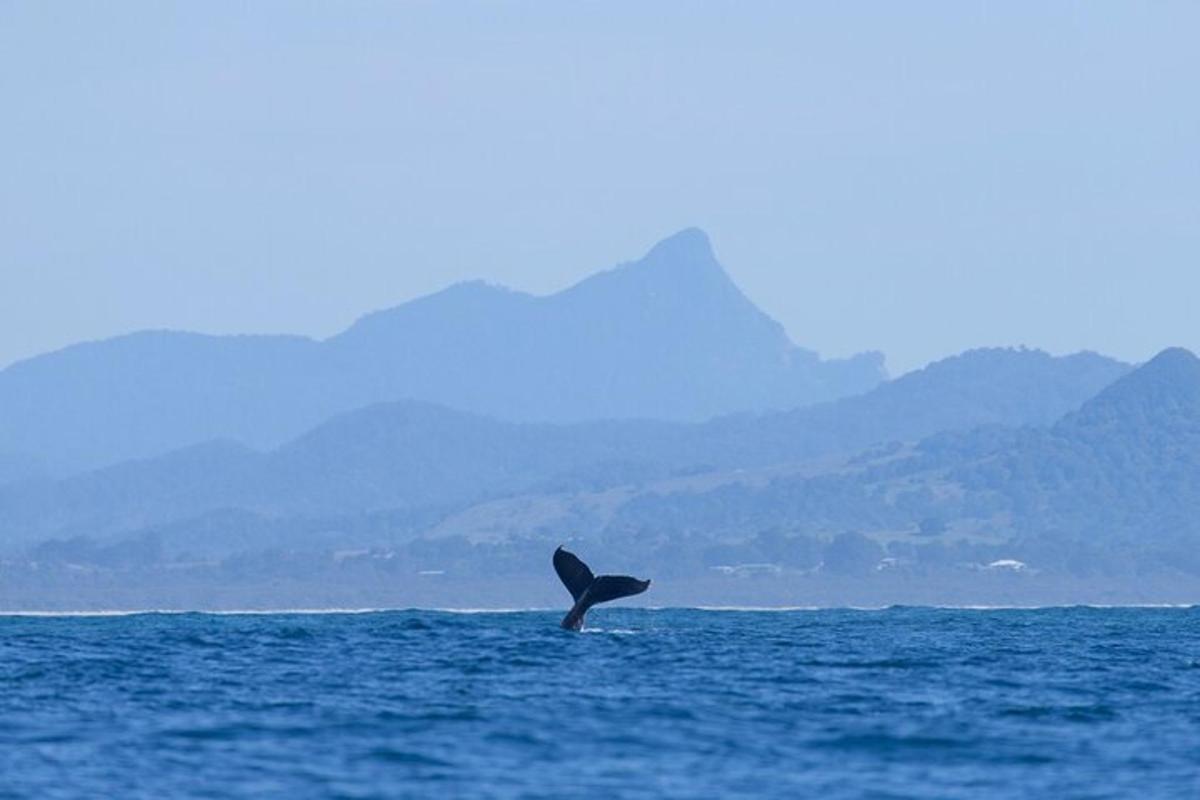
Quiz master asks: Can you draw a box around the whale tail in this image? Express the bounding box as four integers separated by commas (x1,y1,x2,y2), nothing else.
554,546,650,630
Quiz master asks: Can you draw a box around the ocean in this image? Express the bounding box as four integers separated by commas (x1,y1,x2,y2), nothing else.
2,607,1198,799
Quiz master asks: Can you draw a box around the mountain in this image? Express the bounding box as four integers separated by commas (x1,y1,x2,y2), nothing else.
954,346,1200,545
9,347,1190,608
0,332,337,475
328,229,885,424
0,401,673,545
596,347,1200,576
695,347,1130,466
1054,346,1200,443
0,229,884,472
0,347,1129,549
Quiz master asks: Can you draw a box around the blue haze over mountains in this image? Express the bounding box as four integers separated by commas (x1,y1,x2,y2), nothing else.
5,230,1200,609
0,230,881,474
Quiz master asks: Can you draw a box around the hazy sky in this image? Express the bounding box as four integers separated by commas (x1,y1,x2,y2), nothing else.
2,2,1197,375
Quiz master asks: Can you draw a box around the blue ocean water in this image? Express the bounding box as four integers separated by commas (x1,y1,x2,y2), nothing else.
2,607,1199,799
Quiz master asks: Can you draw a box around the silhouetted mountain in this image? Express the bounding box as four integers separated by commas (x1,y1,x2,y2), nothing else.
0,332,338,474
0,347,1129,548
0,229,884,472
329,229,884,425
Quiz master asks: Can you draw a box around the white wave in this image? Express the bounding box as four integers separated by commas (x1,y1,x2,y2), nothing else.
0,609,171,618
434,607,555,614
688,605,833,612
9,608,386,618
1,603,1194,618
927,603,1199,611
680,603,1199,611
0,606,557,618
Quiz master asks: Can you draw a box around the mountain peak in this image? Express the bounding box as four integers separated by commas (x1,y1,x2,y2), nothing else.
560,227,729,300
1056,347,1200,437
643,227,715,264
1106,347,1200,396
1139,347,1200,375
590,228,728,295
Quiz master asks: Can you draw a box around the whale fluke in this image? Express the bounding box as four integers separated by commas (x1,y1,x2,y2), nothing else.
553,547,595,601
553,546,650,630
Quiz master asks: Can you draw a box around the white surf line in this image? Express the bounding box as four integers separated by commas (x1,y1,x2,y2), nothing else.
0,606,560,617
1,603,1194,618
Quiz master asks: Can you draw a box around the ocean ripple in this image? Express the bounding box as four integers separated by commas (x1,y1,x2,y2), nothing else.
1,607,1199,798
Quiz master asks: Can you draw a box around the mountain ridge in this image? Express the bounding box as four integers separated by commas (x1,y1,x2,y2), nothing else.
10,347,1193,609
0,230,885,472
0,345,1130,548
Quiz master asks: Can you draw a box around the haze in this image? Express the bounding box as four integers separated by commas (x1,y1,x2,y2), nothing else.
2,2,1197,374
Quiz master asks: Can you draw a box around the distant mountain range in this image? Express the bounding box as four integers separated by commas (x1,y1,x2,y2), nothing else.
0,229,885,473
12,344,1195,611
594,347,1200,577
6,225,1192,607
0,346,1129,549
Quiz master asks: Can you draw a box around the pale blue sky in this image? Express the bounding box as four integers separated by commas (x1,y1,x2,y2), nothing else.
2,2,1197,374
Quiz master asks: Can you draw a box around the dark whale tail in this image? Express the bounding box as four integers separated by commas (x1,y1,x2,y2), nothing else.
554,546,650,630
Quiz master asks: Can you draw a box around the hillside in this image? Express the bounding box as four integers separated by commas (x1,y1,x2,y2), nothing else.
593,347,1200,576
958,347,1200,547
0,347,1128,550
10,347,1198,608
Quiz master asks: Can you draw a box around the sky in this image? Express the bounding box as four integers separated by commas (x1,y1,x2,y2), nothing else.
2,2,1197,376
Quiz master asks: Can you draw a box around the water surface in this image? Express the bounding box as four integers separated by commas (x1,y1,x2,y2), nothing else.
2,607,1199,798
